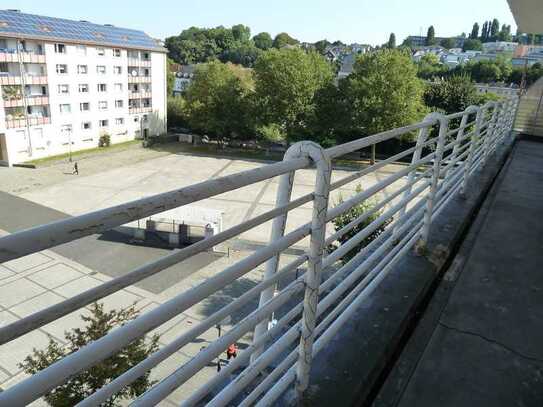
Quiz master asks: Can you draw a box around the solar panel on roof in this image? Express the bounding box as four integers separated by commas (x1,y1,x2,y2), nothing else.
0,9,164,51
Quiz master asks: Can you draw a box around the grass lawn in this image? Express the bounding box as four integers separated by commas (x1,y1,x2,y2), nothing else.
25,140,142,167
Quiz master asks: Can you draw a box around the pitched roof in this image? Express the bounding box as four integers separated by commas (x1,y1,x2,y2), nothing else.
0,9,166,52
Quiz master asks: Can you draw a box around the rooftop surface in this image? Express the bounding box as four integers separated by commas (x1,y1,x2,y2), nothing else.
0,9,165,52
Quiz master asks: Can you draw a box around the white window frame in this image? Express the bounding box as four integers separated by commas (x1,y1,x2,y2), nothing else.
113,66,122,75
59,103,71,114
82,121,92,130
114,83,123,92
54,43,66,54
96,47,105,57
113,48,121,57
96,65,106,75
57,84,69,94
98,101,108,110
115,100,124,108
115,117,124,125
56,64,68,74
97,83,107,92
76,45,87,56
78,84,89,93
80,102,90,112
99,119,109,128
77,64,88,74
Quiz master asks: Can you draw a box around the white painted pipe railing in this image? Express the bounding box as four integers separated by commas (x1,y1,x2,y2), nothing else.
0,96,518,406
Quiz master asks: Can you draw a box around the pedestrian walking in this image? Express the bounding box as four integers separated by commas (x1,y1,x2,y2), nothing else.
226,343,238,360
73,162,79,175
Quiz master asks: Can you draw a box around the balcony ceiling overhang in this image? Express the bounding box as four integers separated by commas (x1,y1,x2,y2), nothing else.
507,0,543,33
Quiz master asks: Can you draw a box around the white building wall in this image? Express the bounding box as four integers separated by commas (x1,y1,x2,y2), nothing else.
1,38,167,165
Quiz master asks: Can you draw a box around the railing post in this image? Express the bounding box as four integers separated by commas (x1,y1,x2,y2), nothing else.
418,113,448,251
293,142,332,400
483,102,498,165
392,114,436,240
461,106,483,196
251,146,299,361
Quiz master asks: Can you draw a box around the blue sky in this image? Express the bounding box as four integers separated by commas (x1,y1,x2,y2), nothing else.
14,0,517,45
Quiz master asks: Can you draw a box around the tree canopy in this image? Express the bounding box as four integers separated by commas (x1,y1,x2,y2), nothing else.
253,48,333,142
253,32,273,50
272,32,300,49
387,33,397,49
426,26,437,46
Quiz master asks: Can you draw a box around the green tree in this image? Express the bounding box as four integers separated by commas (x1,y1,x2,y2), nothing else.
253,32,273,50
253,48,333,142
232,24,251,42
470,23,480,39
272,32,299,49
167,96,189,129
416,53,449,80
490,18,500,41
387,33,397,49
19,303,159,407
426,26,437,46
466,60,503,83
440,38,457,49
220,42,262,67
424,75,482,114
331,185,390,264
498,24,512,41
314,39,331,54
185,61,255,139
166,58,176,96
343,49,427,142
462,38,483,51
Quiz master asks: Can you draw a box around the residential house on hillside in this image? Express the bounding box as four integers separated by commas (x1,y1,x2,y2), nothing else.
482,41,519,54
172,64,197,96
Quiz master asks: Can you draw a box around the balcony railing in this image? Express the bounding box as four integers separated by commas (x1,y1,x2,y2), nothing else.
128,105,152,114
0,74,48,85
5,116,51,129
0,49,46,63
0,97,518,406
2,95,49,108
127,57,152,67
128,75,152,83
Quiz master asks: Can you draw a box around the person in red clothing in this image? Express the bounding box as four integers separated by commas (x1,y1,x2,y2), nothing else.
226,343,238,360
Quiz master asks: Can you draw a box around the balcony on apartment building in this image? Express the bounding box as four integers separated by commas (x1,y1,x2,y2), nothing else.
128,83,152,99
128,66,152,83
1,85,49,108
127,50,152,67
5,105,50,129
0,48,46,64
0,62,47,85
128,97,152,113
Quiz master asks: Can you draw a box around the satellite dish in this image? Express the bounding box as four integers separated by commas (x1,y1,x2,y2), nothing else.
131,70,138,77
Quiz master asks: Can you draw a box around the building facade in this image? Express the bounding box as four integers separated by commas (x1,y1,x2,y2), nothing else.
0,10,167,165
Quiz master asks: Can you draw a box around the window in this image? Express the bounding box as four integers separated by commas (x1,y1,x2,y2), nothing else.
99,119,108,127
77,64,88,74
56,64,68,74
113,48,121,57
79,84,89,93
115,118,124,125
97,83,107,92
54,43,66,54
97,47,105,56
114,83,123,92
76,45,87,56
80,102,90,111
98,101,108,110
115,100,123,108
142,52,150,60
142,68,150,77
96,65,106,75
82,121,91,130
113,66,122,75
59,104,71,114
57,84,69,94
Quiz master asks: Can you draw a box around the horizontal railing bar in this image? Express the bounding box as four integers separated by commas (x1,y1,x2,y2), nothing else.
329,137,437,191
257,224,423,407
131,280,305,406
78,255,307,407
325,169,431,245
0,225,310,406
326,120,434,159
0,193,313,346
0,157,310,264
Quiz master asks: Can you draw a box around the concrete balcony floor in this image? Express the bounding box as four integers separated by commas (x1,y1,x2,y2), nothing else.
378,139,543,407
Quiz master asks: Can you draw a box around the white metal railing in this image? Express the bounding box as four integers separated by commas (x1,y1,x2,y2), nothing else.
0,97,518,406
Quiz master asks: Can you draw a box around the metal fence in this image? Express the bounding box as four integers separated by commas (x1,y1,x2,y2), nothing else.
0,97,518,406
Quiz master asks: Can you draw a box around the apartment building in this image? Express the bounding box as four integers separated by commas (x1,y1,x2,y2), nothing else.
0,9,167,165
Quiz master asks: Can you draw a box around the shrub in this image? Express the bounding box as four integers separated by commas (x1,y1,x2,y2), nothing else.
331,185,391,264
19,303,159,407
98,134,111,147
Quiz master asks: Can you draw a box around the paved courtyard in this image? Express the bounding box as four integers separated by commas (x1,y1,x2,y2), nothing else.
0,144,411,404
